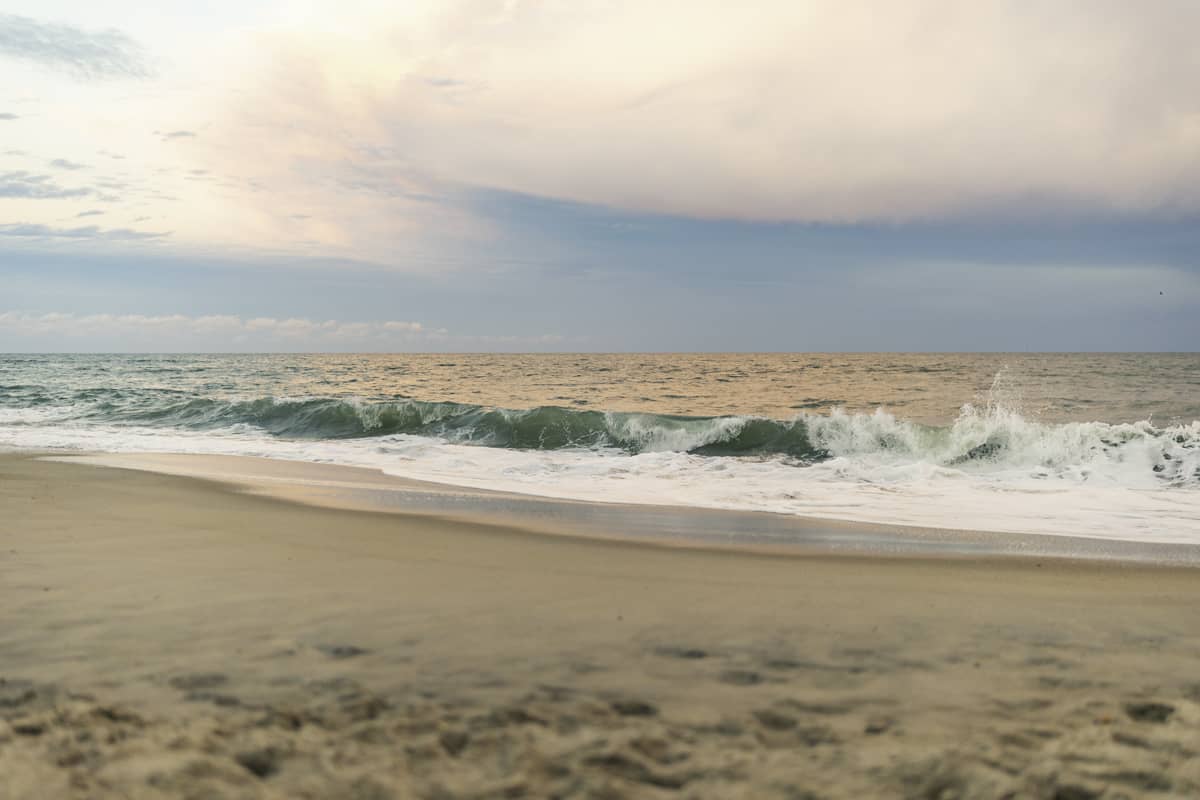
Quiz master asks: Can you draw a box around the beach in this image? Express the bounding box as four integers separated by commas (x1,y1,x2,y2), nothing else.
2,452,1198,799
6,0,1200,793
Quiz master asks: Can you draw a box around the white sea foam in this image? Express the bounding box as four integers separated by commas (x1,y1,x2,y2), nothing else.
2,404,1198,545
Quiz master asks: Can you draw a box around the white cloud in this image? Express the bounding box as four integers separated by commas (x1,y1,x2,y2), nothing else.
204,0,1200,223
0,311,565,351
5,1,1196,272
0,311,433,341
0,13,153,81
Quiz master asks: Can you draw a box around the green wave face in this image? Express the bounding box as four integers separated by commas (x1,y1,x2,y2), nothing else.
89,396,828,459
2,387,1197,485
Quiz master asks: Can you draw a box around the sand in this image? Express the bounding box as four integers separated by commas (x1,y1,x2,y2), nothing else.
2,452,1199,799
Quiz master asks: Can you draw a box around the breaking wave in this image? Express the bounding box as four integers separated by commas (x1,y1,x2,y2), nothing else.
1,391,1197,486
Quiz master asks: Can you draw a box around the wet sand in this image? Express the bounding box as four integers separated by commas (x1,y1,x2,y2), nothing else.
2,452,1199,798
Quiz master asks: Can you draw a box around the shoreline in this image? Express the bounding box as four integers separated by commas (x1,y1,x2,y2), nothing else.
3,452,1200,798
46,450,1200,566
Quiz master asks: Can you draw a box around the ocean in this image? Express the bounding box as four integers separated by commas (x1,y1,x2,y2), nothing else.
2,352,1197,543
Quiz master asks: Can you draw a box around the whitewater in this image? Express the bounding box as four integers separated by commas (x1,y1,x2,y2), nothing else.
1,353,1197,544
2,398,1198,544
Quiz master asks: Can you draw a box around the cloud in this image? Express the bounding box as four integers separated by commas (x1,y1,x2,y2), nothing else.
218,0,1200,223
0,112,17,121
0,223,166,240
49,158,88,170
0,13,152,80
0,170,91,199
0,308,575,352
75,209,104,218
0,311,443,345
157,130,196,140
422,76,468,89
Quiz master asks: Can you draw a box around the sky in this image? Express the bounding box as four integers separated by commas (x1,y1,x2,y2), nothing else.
1,0,1197,352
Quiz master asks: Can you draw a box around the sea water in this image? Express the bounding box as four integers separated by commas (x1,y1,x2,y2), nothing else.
1,352,1197,543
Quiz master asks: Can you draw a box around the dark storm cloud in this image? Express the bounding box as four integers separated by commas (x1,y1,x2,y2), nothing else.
0,170,92,199
464,189,1200,274
0,14,152,80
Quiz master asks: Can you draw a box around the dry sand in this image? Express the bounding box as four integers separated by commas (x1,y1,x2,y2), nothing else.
2,452,1199,799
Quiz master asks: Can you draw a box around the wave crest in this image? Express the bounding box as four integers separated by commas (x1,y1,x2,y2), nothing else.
3,391,1197,485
